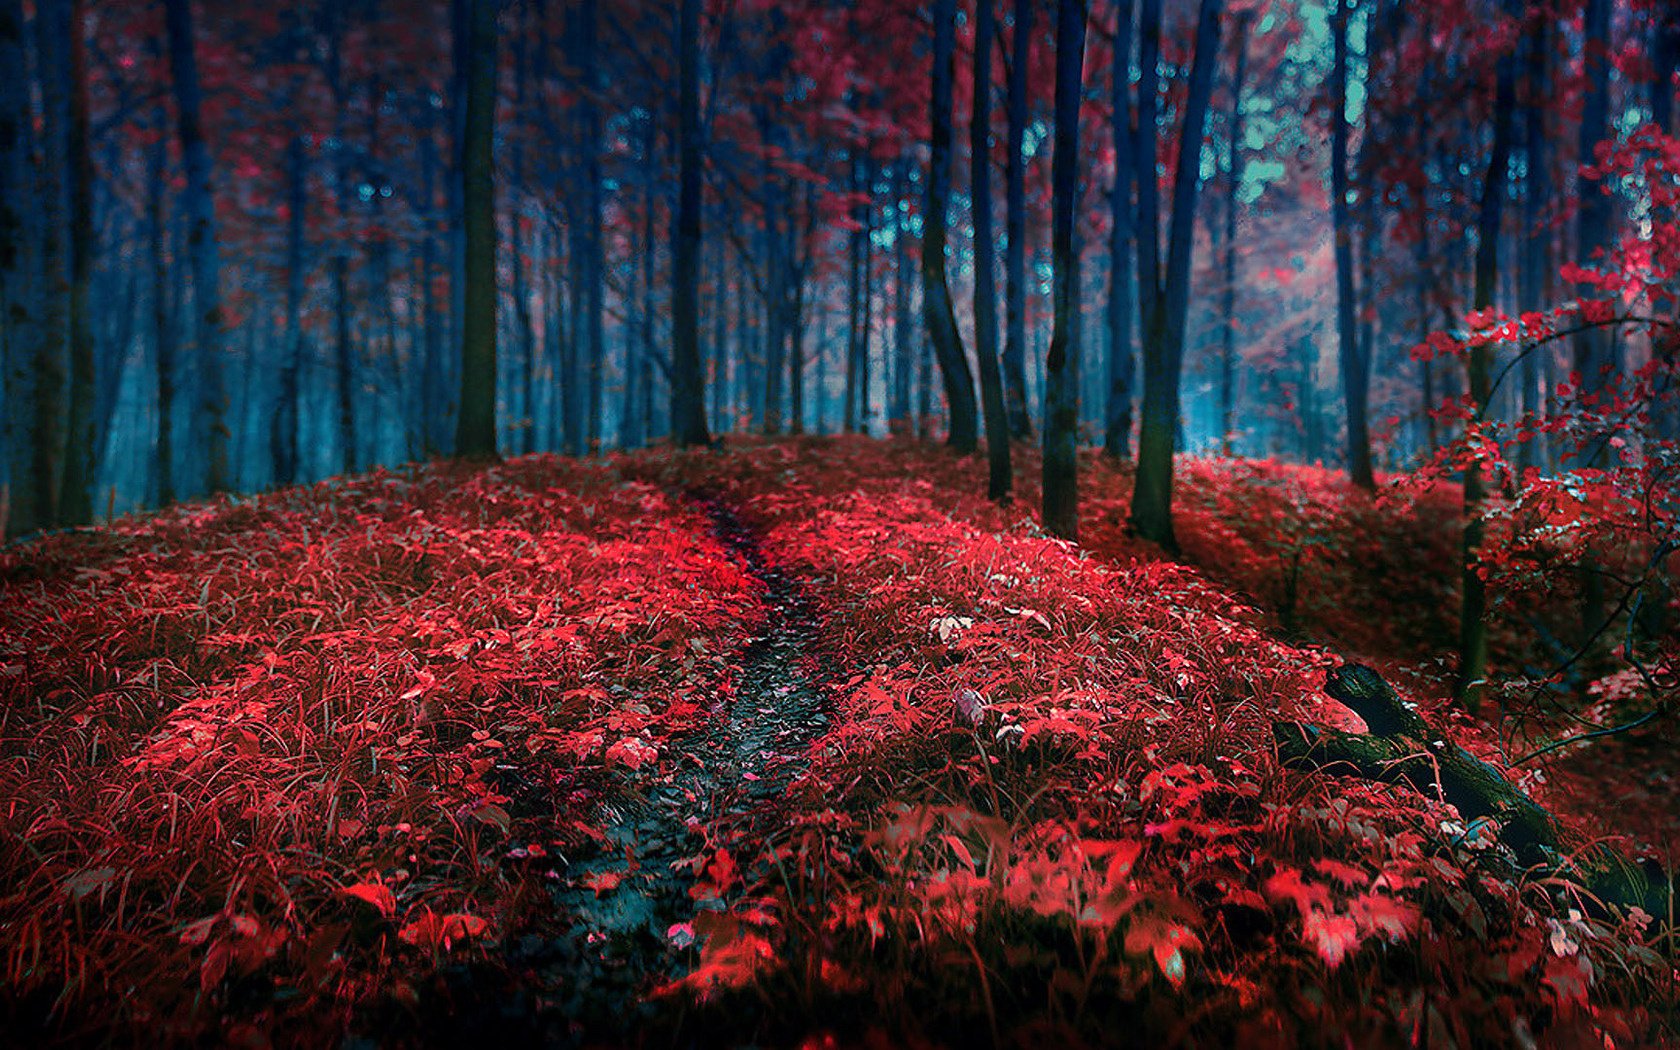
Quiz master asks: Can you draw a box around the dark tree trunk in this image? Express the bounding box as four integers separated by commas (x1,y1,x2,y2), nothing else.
27,0,72,530
1129,0,1223,550
623,111,655,449
1456,3,1516,709
59,0,95,523
1218,12,1250,458
1042,0,1086,538
1331,0,1374,490
1003,0,1035,441
579,0,604,452
165,0,229,494
146,94,175,506
670,0,710,447
419,109,446,456
1572,0,1612,645
763,135,786,436
0,0,39,536
924,0,980,453
274,134,306,487
845,151,863,433
324,9,357,474
1518,19,1551,473
1105,0,1136,460
455,0,498,459
973,0,1013,502
891,161,913,433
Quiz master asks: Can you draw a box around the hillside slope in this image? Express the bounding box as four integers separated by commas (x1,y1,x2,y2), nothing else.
1,439,1671,1047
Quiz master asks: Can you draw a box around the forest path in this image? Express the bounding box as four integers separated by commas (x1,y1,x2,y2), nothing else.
502,491,830,1041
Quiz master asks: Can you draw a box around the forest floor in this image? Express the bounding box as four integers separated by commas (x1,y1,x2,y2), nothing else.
0,436,1675,1048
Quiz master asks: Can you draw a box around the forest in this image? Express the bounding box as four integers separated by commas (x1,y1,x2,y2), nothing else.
1,0,1678,1045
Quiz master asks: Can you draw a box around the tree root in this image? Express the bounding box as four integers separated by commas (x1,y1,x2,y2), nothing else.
1274,664,1672,923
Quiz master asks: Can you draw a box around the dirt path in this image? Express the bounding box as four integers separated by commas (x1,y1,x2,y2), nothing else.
434,493,830,1044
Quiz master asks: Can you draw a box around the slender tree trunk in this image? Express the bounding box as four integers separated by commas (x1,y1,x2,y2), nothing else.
1455,12,1515,708
1003,0,1035,440
845,151,863,433
670,0,710,446
1218,12,1250,458
455,0,498,459
973,0,1013,501
890,162,912,433
146,97,176,505
624,111,655,449
1106,0,1136,460
0,0,39,535
28,0,72,528
1518,19,1550,474
1571,0,1613,649
58,0,95,522
763,135,786,436
1043,0,1086,538
274,135,306,486
788,181,811,434
924,0,980,452
166,0,229,494
578,0,604,452
324,10,357,474
1129,0,1224,550
1332,0,1374,490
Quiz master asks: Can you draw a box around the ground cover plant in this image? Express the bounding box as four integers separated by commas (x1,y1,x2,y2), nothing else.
2,438,1673,1047
6,0,1680,1044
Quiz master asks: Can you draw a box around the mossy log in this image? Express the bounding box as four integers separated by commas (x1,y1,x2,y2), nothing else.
1274,664,1671,922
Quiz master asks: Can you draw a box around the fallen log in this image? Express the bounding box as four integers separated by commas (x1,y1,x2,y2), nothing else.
1274,664,1671,922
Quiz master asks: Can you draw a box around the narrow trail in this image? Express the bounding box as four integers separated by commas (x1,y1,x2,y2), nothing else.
443,493,831,1045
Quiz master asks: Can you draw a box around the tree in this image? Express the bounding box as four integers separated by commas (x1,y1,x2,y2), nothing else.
1331,0,1374,491
163,0,230,494
923,0,979,454
1042,0,1086,539
58,0,95,523
1,0,48,536
455,0,498,459
1003,0,1035,440
670,0,710,447
1128,0,1223,549
973,0,1012,503
1453,0,1517,708
1105,0,1135,460
1217,11,1251,458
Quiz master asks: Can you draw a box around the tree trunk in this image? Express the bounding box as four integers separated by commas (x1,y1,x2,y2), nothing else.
1275,665,1671,919
274,134,306,486
26,0,72,529
924,0,980,453
891,161,913,434
1331,0,1374,491
845,151,863,433
1105,0,1136,460
1218,12,1250,458
973,0,1013,502
0,0,38,536
1456,3,1516,709
455,0,498,459
623,111,655,449
1003,0,1035,441
324,8,357,474
1042,0,1086,539
58,0,95,523
670,0,710,447
1571,0,1612,648
1129,0,1223,550
1517,19,1550,474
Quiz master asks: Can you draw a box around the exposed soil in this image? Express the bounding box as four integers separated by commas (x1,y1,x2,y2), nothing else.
368,494,830,1047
